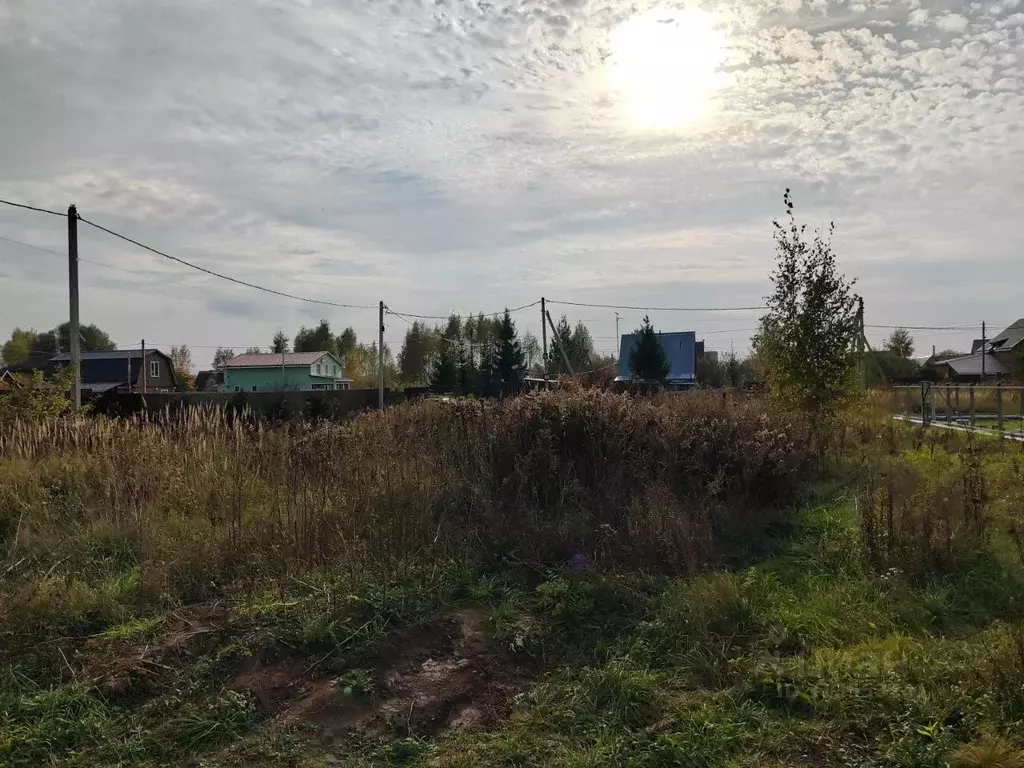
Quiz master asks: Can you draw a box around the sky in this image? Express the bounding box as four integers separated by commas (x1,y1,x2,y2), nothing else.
1,0,1022,368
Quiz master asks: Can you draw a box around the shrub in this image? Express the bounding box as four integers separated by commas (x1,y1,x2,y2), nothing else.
0,391,812,618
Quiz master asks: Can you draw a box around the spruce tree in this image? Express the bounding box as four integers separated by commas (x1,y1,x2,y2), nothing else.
628,316,670,382
492,310,527,396
429,337,458,393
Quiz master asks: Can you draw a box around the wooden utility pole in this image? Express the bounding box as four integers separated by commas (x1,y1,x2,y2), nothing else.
546,309,574,376
541,297,548,387
67,204,81,410
378,301,385,410
141,339,147,393
981,321,987,381
857,297,866,390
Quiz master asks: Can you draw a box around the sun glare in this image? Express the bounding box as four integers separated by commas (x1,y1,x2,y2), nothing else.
608,9,729,130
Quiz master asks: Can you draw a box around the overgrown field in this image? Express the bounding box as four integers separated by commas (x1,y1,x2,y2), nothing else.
2,391,1024,767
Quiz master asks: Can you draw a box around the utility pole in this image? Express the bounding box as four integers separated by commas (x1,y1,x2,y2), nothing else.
67,204,81,410
857,297,866,390
141,338,147,393
981,321,986,381
378,301,385,410
546,309,575,376
541,297,548,387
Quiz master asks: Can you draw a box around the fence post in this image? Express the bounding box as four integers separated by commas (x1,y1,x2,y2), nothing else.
969,385,976,427
891,386,898,418
944,387,952,423
996,383,1004,433
955,387,960,418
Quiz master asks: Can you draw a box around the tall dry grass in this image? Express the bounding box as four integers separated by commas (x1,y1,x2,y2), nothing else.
0,391,811,610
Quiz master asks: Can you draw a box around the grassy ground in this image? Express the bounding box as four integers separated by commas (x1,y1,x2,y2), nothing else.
2,393,1024,767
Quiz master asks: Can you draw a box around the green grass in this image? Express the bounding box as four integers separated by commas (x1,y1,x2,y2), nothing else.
4,496,1024,767
409,501,1024,768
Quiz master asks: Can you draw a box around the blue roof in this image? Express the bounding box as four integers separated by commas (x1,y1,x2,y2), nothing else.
617,331,696,381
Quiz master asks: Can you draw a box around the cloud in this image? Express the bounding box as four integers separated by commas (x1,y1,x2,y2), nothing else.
935,13,970,32
0,0,1022,358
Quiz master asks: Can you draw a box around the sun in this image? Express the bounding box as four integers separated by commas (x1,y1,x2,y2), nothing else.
608,9,729,129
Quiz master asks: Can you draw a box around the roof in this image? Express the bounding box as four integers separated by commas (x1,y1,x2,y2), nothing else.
81,381,125,393
224,351,332,368
988,319,1024,352
943,353,1009,377
617,331,697,382
51,350,149,362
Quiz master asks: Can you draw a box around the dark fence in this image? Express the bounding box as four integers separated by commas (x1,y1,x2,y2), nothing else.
92,388,390,420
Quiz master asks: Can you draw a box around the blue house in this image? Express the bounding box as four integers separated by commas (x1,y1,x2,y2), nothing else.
617,331,697,386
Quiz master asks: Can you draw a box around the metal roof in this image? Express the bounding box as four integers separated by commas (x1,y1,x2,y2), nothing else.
988,319,1024,351
944,352,1009,377
224,352,330,368
81,381,125,393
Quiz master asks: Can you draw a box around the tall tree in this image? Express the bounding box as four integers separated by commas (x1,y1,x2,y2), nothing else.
629,316,670,381
443,314,462,341
170,345,195,391
571,321,595,371
294,320,336,354
752,189,860,416
337,327,357,360
429,337,459,393
345,342,397,389
244,346,262,354
547,316,595,374
885,327,914,358
271,330,290,354
1,328,39,364
170,345,193,372
490,310,527,396
456,341,477,395
522,331,541,373
32,322,116,355
212,348,235,370
548,315,575,374
397,321,435,384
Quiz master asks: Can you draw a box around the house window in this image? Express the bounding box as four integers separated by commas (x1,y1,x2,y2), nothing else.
234,386,241,392
150,360,159,378
251,385,257,392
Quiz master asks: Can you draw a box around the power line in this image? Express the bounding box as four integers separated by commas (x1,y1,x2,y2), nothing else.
76,215,377,310
0,198,65,217
547,299,766,312
0,233,159,278
865,324,985,331
385,300,541,320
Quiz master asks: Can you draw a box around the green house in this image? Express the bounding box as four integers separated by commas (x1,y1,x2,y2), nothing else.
219,351,352,393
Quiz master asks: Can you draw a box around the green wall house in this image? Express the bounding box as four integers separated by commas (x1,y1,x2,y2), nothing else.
219,351,352,392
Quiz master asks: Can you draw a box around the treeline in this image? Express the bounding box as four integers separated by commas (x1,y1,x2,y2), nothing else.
1,323,116,362
201,312,616,394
